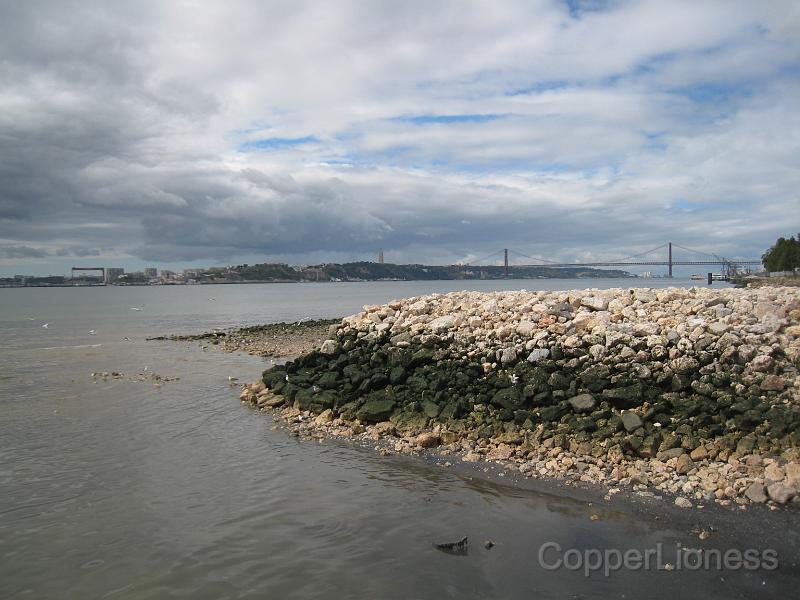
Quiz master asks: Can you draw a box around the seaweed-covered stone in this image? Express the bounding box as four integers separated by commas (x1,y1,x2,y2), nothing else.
621,412,643,432
343,364,367,386
409,349,435,368
548,372,570,390
308,391,336,413
390,410,429,434
295,388,316,411
389,366,407,385
603,383,644,408
491,388,522,411
316,372,340,389
575,417,597,433
357,398,396,422
539,403,568,422
263,370,288,388
568,393,596,413
282,383,300,401
421,399,441,418
579,364,610,392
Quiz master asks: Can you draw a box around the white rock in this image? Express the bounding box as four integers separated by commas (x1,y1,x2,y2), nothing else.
319,339,338,355
516,320,537,337
527,349,550,363
429,315,456,332
581,296,609,311
767,483,795,504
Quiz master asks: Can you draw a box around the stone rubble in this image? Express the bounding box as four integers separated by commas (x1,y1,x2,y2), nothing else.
91,371,180,386
150,319,339,358
240,286,800,509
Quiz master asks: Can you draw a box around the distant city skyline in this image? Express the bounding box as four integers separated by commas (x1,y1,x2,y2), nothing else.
1,1,798,277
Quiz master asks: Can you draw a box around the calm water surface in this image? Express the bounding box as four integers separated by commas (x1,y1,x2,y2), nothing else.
2,279,797,599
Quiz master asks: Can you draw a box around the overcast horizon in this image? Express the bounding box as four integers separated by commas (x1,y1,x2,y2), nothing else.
1,0,799,277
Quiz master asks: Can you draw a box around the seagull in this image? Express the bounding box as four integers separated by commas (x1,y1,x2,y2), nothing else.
130,307,143,311
88,330,97,335
42,323,49,329
228,376,238,382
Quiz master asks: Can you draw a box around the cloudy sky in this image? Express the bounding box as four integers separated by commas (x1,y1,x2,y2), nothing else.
1,0,798,276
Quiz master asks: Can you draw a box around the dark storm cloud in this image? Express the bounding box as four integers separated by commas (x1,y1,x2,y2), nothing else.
0,245,49,259
0,244,101,258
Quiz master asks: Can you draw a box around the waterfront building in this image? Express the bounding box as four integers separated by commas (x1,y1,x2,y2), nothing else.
104,267,124,283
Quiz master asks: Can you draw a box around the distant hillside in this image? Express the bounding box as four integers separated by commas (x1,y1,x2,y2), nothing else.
234,261,633,282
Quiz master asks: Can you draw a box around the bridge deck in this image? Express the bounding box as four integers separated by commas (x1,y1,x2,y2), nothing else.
514,260,761,268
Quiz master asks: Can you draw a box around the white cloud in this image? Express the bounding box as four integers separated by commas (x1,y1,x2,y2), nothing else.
0,0,798,274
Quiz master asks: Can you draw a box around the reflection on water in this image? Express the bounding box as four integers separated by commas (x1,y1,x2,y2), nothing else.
0,281,795,600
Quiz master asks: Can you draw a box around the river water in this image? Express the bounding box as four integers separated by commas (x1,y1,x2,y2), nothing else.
2,279,798,599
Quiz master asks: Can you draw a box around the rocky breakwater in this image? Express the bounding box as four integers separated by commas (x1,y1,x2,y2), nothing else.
243,286,800,509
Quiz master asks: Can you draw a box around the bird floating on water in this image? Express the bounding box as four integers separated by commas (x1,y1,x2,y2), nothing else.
130,307,143,311
88,330,97,335
42,323,49,329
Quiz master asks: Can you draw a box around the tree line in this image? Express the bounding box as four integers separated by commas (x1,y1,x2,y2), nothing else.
762,234,800,272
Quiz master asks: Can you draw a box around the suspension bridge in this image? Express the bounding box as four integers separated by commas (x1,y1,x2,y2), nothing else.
463,242,762,277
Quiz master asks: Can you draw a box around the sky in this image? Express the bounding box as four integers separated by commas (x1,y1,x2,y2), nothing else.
0,0,799,276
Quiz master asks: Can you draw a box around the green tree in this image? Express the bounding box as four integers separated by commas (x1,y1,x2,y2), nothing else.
762,234,800,272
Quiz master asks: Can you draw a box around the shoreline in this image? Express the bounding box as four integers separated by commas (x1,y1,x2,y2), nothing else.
148,319,339,358
238,285,800,512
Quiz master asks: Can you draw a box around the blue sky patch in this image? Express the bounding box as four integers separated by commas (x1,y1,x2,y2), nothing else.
672,82,753,105
239,135,318,151
393,114,504,126
671,198,712,213
506,80,570,96
565,0,611,19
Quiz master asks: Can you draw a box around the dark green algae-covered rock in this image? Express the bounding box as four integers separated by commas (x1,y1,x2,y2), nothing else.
260,330,800,453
